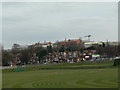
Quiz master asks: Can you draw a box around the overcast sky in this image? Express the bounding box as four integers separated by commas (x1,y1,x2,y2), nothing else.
2,2,118,49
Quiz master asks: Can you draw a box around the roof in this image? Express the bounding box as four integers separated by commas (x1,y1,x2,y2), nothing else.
84,41,102,45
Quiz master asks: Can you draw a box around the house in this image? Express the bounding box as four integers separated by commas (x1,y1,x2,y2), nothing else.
41,42,53,48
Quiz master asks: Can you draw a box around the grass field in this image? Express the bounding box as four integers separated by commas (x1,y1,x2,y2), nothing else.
2,63,118,88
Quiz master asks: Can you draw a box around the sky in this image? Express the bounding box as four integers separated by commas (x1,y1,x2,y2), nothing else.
2,2,118,49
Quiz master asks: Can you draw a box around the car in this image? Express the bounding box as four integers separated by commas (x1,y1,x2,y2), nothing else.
114,57,120,60
69,61,74,63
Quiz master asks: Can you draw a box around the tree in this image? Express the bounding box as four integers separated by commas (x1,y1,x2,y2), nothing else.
87,46,95,50
12,43,20,49
96,45,118,57
37,49,47,60
59,45,65,52
2,50,14,66
47,45,53,53
20,49,31,64
80,49,83,53
102,43,105,47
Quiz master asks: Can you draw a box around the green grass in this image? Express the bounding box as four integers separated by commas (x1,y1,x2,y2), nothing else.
2,63,115,73
2,63,118,88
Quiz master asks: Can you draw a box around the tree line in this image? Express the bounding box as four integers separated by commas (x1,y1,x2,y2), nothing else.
2,43,120,66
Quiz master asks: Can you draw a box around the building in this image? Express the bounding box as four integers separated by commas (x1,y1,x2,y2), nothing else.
58,38,83,46
41,42,53,48
84,41,103,48
104,41,118,46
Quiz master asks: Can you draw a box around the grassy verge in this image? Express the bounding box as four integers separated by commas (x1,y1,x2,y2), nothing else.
2,62,117,73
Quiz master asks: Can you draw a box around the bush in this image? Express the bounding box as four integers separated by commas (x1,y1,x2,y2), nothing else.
114,59,120,66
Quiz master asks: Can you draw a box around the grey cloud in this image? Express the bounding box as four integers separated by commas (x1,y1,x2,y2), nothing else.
2,2,118,49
